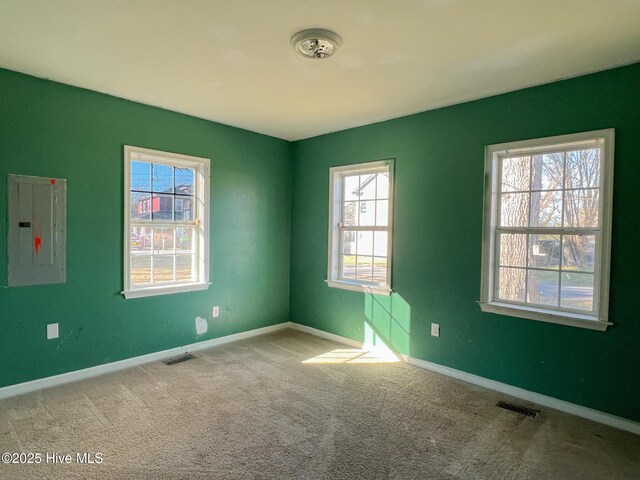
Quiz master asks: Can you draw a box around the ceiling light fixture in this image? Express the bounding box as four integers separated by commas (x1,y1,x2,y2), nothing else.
291,29,341,59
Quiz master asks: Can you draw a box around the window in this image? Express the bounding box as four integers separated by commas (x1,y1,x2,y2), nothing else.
123,146,210,299
327,160,394,295
480,130,614,330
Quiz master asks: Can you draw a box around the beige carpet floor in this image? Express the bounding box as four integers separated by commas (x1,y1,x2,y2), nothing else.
0,329,638,479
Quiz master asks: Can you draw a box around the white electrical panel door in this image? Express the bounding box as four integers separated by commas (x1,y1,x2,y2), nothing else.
7,174,67,286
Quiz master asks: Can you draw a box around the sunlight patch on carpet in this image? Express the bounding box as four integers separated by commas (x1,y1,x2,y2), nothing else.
302,348,400,364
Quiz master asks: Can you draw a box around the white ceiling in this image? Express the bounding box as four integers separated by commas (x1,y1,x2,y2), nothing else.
1,1,639,141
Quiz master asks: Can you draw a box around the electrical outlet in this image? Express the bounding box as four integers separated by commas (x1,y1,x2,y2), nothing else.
212,306,220,318
431,323,440,337
47,323,59,340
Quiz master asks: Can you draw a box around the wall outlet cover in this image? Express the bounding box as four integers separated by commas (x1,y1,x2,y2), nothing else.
212,306,220,318
431,323,440,337
195,316,208,335
47,323,59,340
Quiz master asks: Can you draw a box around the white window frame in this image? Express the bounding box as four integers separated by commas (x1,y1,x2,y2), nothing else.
480,129,614,331
123,145,210,299
327,160,394,295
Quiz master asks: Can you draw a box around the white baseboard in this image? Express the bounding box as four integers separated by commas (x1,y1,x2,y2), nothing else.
2,320,638,436
287,322,363,348
403,355,640,435
289,322,640,436
0,322,289,401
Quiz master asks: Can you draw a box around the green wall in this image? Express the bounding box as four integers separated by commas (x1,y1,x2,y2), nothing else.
290,63,640,422
2,63,639,423
0,69,292,388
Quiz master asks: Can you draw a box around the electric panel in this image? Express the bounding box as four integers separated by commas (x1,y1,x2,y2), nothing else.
7,174,66,286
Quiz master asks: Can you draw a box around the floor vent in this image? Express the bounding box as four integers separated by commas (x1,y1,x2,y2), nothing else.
162,353,196,366
497,401,540,418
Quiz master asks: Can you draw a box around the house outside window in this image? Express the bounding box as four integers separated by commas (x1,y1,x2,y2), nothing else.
327,160,394,295
123,145,210,299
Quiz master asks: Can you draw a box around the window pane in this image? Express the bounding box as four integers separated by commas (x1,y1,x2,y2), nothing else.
343,202,357,226
374,231,388,257
501,156,530,192
373,257,387,284
528,234,560,269
344,175,359,201
152,164,173,193
131,192,151,220
499,233,526,267
131,228,151,253
331,164,393,290
131,161,151,191
154,227,175,253
153,256,174,283
126,148,208,294
560,272,594,311
341,255,356,279
531,153,563,190
530,190,562,227
497,267,526,302
359,201,375,226
562,235,595,272
342,231,357,255
564,189,599,227
375,200,389,226
356,231,373,256
151,194,173,221
175,167,195,194
484,134,610,320
527,270,559,306
175,196,194,221
176,255,195,282
176,227,195,254
566,149,600,190
359,174,376,200
356,256,373,282
131,255,151,285
376,172,389,199
500,193,529,227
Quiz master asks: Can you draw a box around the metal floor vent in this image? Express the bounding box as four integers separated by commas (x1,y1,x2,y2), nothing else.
162,353,196,366
497,401,540,418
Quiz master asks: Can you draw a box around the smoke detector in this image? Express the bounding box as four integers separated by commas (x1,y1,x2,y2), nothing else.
291,29,341,59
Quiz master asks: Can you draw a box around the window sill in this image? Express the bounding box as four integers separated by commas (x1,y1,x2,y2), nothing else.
478,301,612,331
123,282,210,299
326,279,392,296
